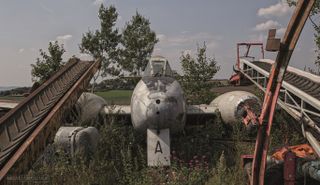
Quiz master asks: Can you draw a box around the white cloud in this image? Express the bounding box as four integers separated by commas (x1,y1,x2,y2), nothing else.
254,20,281,31
258,2,293,18
57,34,72,42
18,48,25,53
249,33,267,42
18,48,38,53
153,47,162,52
40,3,53,14
93,0,104,6
79,53,92,60
157,32,220,47
156,34,167,42
182,49,192,56
152,46,163,58
55,34,73,46
181,31,189,34
153,32,220,70
248,27,287,43
277,27,286,36
206,41,218,50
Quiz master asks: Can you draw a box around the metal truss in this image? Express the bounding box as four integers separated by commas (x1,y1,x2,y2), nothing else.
239,59,320,156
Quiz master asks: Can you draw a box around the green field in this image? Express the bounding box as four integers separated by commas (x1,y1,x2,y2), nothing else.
95,90,133,105
0,95,25,102
0,90,133,105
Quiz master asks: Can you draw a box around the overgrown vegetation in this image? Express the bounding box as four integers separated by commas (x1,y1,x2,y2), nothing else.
120,12,158,76
180,43,220,104
80,5,121,78
31,41,65,83
93,77,139,91
252,87,306,149
95,90,133,105
0,87,30,97
80,5,158,79
288,0,320,74
30,113,249,185
31,4,157,93
29,96,305,185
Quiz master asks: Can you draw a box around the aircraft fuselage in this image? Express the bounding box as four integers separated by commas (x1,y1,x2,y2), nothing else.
131,76,186,133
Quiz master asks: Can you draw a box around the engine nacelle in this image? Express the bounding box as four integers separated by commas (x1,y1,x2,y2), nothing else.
210,91,261,124
76,92,106,123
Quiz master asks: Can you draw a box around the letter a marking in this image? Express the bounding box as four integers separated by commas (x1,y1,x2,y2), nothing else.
155,140,163,154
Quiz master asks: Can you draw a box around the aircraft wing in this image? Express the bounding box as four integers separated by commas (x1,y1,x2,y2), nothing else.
104,105,131,115
187,104,217,115
0,101,19,110
103,104,217,115
186,104,218,125
102,104,218,125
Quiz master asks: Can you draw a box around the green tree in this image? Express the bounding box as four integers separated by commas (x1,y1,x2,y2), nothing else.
31,41,65,83
180,43,220,104
80,4,121,77
288,0,320,74
120,12,158,76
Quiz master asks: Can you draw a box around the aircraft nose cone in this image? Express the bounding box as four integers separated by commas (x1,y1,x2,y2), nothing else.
131,78,186,133
154,98,166,113
152,99,161,116
145,95,182,131
146,97,167,119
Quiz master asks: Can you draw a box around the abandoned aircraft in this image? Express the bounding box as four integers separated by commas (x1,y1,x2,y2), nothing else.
77,56,261,166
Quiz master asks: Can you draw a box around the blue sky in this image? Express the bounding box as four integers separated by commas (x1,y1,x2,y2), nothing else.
0,0,316,86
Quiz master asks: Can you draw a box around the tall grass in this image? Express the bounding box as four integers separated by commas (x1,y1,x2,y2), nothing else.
30,106,304,184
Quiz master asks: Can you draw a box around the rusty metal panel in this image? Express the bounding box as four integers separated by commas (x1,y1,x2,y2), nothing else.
266,29,280,52
268,29,277,39
266,38,281,52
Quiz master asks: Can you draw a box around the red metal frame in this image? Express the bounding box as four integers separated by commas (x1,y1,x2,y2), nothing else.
229,73,241,85
284,151,296,185
250,1,315,185
236,42,264,69
230,43,264,85
242,105,258,127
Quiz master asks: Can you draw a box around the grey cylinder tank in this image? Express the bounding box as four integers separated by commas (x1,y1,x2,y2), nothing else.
54,126,99,157
210,91,261,124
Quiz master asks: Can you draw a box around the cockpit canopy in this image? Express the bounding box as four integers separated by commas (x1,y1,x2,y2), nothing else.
143,56,173,77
